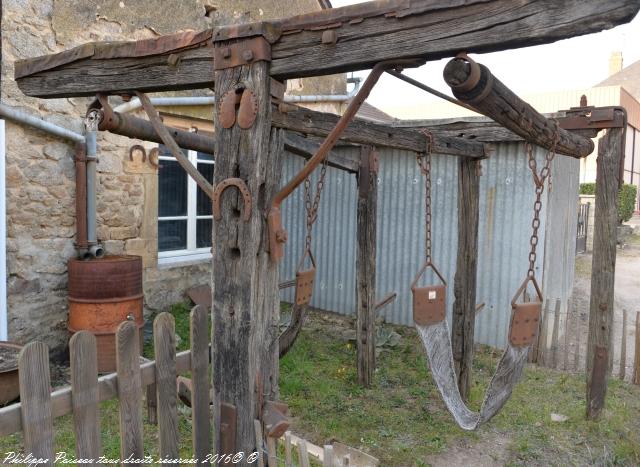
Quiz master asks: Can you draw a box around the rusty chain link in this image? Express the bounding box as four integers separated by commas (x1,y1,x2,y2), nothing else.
417,130,434,263
302,152,330,255
525,128,559,279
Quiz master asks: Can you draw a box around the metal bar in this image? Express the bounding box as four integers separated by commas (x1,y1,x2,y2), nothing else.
268,58,424,262
0,103,84,143
136,92,213,199
386,70,480,115
74,142,88,256
84,118,98,247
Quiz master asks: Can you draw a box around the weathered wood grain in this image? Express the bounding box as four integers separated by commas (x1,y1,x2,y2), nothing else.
116,321,144,463
323,445,334,467
15,0,640,97
211,52,282,460
620,309,628,380
284,432,293,467
273,105,486,157
0,349,193,438
253,420,265,467
154,313,179,465
298,439,311,467
444,59,593,158
586,116,625,419
285,131,360,173
267,436,278,466
634,312,640,385
356,146,378,388
18,342,54,465
190,305,211,463
450,156,479,401
70,331,102,463
551,299,561,368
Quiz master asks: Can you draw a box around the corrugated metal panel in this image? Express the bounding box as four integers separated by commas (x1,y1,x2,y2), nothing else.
279,143,576,349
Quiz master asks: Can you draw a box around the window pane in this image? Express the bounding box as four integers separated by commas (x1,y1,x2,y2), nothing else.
159,144,188,159
159,159,188,217
197,151,214,161
197,162,214,216
196,219,212,248
158,220,187,251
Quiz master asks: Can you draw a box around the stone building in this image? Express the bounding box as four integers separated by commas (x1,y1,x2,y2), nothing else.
1,0,346,356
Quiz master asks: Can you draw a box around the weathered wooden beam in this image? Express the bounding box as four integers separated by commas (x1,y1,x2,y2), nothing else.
211,46,282,457
273,104,486,157
443,57,594,158
356,146,378,388
15,0,639,98
451,156,480,402
586,110,626,420
284,131,359,173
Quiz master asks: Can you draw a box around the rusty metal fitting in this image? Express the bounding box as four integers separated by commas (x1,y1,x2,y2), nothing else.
167,53,181,68
321,29,338,45
276,230,288,243
449,52,481,93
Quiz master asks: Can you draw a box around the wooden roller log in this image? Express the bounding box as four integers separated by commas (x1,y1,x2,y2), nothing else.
443,56,594,158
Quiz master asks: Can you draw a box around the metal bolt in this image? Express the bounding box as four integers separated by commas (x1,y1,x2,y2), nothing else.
167,54,181,68
276,229,288,243
242,49,254,62
321,30,338,45
221,47,231,58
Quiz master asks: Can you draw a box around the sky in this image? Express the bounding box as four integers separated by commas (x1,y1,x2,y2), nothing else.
331,0,640,117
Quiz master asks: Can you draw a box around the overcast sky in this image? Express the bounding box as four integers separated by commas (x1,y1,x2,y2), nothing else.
330,0,640,116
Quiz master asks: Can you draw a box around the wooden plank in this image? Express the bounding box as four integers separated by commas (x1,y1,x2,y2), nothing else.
279,304,308,358
211,45,282,456
154,313,179,465
267,437,278,466
324,445,335,467
18,342,54,465
443,58,593,158
634,311,640,385
563,299,571,371
551,299,561,369
273,104,486,156
451,156,480,400
356,145,378,388
298,439,311,467
116,321,144,463
146,383,158,425
253,420,265,467
285,131,360,173
586,116,625,419
70,331,102,462
574,317,582,372
190,305,211,462
284,432,293,467
620,309,628,380
0,349,193,438
537,301,550,367
15,0,640,97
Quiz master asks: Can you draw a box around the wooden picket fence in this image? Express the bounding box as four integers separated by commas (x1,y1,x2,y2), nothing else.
532,298,640,385
0,305,374,466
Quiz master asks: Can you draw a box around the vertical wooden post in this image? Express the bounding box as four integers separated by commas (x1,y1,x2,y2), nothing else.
620,309,627,380
212,31,283,459
356,145,378,387
586,115,625,420
451,157,480,400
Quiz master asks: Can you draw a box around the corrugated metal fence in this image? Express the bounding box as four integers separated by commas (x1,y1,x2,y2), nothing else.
280,142,579,349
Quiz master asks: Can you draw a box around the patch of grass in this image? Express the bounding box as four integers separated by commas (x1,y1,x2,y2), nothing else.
574,253,592,278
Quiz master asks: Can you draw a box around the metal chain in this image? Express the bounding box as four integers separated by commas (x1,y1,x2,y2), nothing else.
417,130,434,263
303,153,330,253
525,128,559,278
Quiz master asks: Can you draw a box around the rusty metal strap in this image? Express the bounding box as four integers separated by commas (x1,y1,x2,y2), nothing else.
136,92,214,199
416,320,530,430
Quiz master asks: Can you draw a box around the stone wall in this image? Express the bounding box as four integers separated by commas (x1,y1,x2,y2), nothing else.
1,0,335,356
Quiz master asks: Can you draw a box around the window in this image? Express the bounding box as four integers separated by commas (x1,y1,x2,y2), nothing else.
157,144,214,265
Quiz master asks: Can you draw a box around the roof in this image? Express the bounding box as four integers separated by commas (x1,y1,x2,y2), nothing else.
355,102,395,124
597,59,640,101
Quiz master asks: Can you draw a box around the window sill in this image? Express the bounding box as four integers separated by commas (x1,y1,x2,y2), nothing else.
157,251,212,269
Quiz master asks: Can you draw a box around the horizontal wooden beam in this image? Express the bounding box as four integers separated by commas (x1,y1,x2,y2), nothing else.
273,104,486,157
15,0,640,98
284,131,360,173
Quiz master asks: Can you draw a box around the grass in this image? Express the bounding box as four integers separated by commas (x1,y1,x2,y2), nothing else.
1,305,638,466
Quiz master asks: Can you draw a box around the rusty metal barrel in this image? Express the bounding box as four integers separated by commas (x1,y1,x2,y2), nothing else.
67,255,144,373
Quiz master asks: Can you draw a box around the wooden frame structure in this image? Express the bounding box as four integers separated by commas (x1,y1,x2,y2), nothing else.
12,0,639,458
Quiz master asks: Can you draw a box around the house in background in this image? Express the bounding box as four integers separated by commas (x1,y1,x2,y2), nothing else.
1,0,351,356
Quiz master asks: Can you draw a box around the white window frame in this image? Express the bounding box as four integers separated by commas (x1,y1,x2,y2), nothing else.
158,148,214,266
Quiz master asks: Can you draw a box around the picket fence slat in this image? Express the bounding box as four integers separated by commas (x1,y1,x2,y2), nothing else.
154,313,179,465
284,431,293,467
19,341,55,465
0,348,192,437
298,439,311,467
116,321,144,464
324,445,335,467
620,309,627,380
254,419,265,467
267,436,278,466
190,304,211,462
550,299,560,368
70,331,102,461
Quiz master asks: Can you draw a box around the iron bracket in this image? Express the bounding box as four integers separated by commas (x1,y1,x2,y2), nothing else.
213,36,272,70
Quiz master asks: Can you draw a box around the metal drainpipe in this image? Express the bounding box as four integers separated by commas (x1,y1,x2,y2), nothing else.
84,110,104,259
112,77,363,113
74,142,89,259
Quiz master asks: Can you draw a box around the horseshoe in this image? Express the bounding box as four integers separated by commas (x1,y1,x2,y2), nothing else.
212,178,252,222
129,144,146,162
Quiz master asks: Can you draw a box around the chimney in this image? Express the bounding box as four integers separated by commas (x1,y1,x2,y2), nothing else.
609,51,623,76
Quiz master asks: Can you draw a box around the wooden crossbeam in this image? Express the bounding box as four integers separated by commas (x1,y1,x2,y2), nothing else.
15,0,640,98
273,104,486,157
